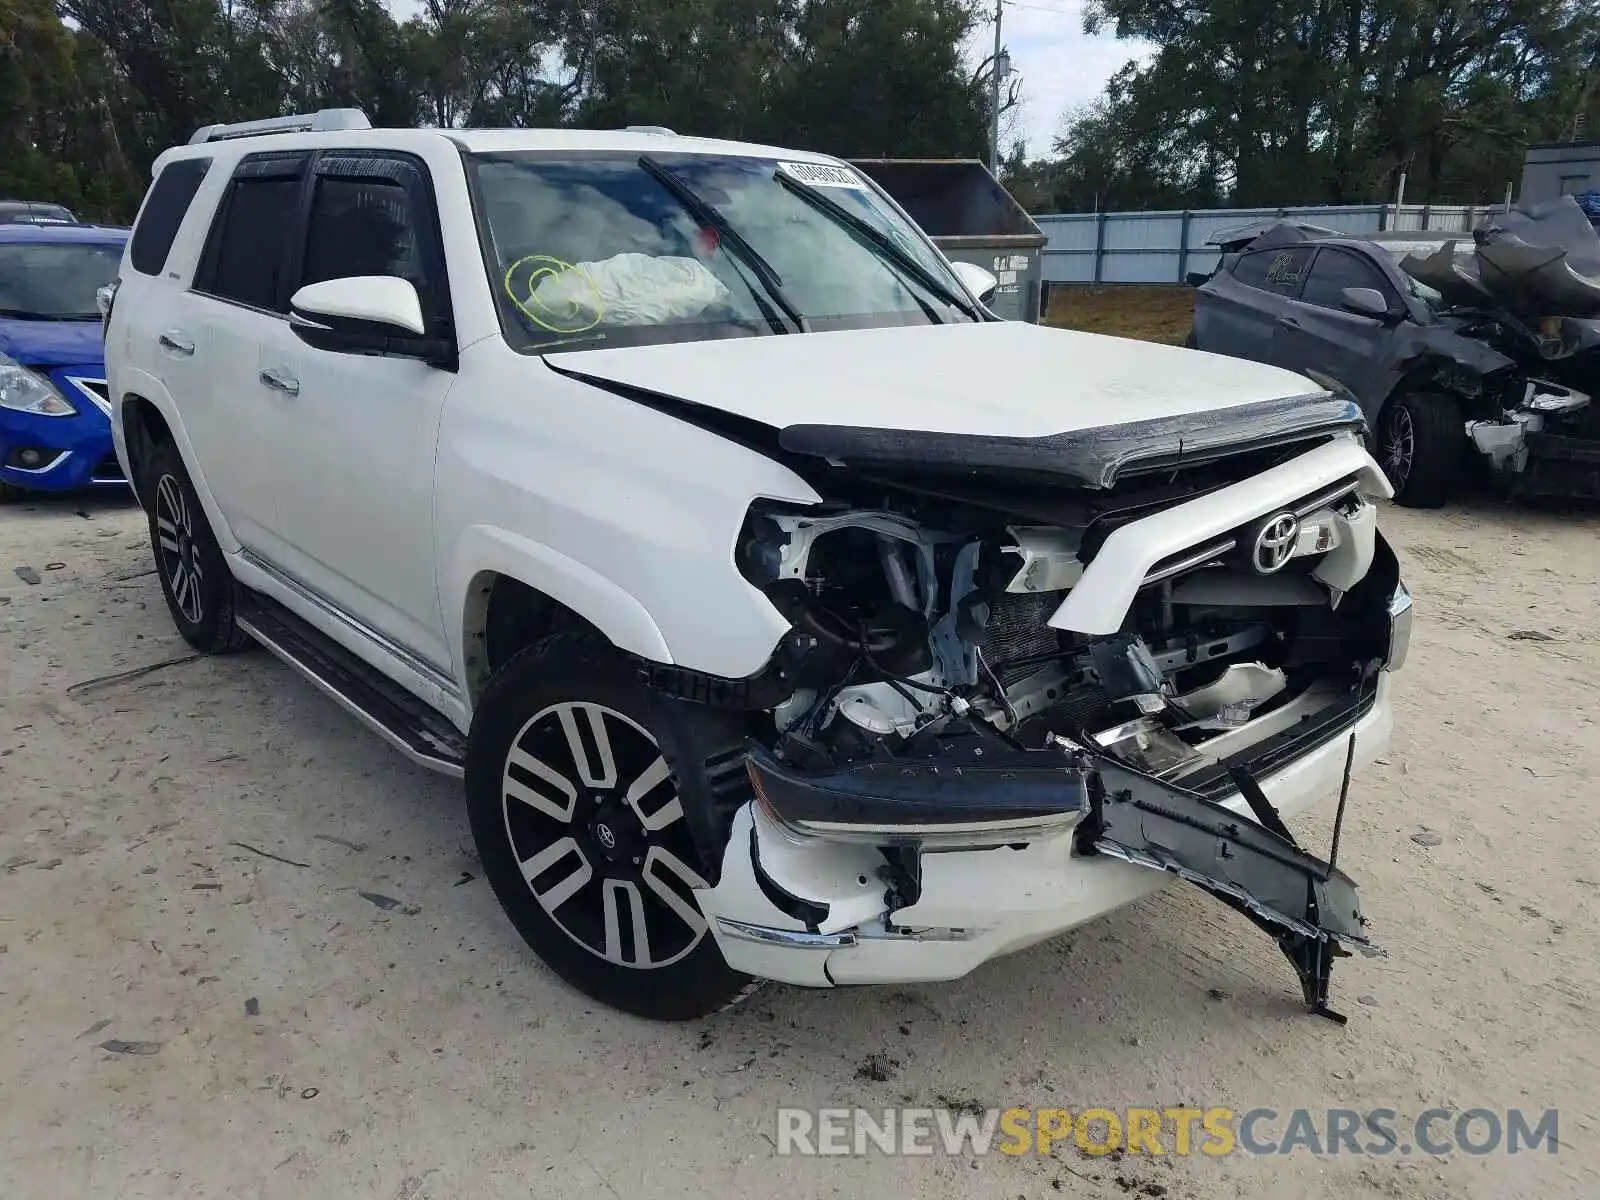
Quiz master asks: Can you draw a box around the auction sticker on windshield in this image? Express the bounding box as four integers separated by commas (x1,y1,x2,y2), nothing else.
777,161,867,189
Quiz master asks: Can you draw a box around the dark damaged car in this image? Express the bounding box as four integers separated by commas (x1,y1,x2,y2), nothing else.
1189,197,1600,506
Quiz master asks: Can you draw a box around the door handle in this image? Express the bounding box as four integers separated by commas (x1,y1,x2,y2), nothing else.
158,330,195,356
1276,314,1302,330
258,367,300,397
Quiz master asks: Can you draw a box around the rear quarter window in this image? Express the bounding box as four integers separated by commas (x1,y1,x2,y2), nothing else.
1230,246,1312,297
130,158,212,276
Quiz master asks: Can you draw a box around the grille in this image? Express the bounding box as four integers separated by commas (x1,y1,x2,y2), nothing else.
981,592,1061,683
65,377,112,417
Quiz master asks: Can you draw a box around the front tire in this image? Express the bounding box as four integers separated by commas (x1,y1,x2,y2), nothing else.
465,637,755,1019
1379,390,1463,508
144,440,250,652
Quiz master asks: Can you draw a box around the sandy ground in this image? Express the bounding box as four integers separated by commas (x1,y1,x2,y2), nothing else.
2,490,1598,1200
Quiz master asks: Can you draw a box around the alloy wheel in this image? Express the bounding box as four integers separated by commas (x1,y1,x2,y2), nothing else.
154,473,204,624
501,701,710,969
1381,406,1414,488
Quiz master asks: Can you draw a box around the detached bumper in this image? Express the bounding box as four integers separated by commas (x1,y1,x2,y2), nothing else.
696,677,1393,1010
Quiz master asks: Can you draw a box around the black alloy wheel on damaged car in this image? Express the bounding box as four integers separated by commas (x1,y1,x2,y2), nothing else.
144,439,251,653
1377,390,1462,508
465,635,758,1020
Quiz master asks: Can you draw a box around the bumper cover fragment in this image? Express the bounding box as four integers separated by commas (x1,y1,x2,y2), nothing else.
1079,753,1368,1023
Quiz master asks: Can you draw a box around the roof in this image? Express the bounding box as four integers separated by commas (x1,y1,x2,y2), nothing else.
158,125,842,168
1525,138,1600,153
0,223,129,245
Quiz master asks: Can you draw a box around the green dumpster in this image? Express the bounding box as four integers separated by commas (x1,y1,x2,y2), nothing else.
849,158,1048,323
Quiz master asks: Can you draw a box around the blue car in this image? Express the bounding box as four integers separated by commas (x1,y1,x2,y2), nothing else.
0,223,129,499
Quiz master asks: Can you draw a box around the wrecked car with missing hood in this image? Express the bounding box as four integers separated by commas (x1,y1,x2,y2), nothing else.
109,125,1409,1022
1189,197,1600,506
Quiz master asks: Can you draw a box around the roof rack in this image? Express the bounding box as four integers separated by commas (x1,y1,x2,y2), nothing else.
189,108,371,145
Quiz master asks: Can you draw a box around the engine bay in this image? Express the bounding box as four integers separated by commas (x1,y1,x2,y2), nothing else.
736,469,1396,800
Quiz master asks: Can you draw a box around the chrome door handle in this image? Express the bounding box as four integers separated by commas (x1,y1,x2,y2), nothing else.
158,330,195,356
258,368,300,397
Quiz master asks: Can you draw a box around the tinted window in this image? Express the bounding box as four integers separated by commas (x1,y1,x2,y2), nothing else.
130,159,211,275
300,176,424,288
1299,247,1393,310
468,152,974,354
199,176,303,311
1230,246,1312,296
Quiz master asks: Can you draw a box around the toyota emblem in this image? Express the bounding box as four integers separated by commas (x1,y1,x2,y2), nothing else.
1251,512,1300,574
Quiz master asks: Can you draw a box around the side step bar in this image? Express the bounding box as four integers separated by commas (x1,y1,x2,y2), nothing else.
237,591,466,777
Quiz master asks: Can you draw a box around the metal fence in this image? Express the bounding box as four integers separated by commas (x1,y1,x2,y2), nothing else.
1037,203,1505,285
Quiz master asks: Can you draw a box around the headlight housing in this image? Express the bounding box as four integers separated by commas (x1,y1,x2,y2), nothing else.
0,353,76,416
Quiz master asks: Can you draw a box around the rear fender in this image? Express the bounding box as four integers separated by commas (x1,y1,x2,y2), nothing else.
113,367,240,553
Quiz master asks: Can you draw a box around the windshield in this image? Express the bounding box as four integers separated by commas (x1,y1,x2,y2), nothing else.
467,151,975,353
0,242,123,319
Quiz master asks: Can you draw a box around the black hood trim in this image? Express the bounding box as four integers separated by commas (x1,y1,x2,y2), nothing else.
550,357,1363,491
778,391,1365,489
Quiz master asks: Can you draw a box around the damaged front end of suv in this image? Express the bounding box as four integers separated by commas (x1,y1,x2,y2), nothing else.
672,398,1410,1021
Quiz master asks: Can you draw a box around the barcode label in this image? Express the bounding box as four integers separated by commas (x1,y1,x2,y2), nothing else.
777,161,867,189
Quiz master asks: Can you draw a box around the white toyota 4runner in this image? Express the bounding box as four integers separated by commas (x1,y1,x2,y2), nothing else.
105,111,1412,1021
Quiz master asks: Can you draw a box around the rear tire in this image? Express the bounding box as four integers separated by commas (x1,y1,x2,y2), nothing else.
144,440,250,652
465,636,756,1020
1378,390,1463,508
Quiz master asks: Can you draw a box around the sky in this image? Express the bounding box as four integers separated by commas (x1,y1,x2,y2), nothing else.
381,0,1148,156
973,0,1151,156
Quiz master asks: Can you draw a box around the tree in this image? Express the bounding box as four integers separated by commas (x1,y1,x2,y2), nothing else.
1052,0,1600,209
3,0,1011,221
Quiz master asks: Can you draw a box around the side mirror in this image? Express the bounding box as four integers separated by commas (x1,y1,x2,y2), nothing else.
950,260,999,305
289,275,453,366
1339,286,1392,319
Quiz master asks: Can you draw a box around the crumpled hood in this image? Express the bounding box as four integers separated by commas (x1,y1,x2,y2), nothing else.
0,317,104,368
546,321,1362,486
546,321,1330,437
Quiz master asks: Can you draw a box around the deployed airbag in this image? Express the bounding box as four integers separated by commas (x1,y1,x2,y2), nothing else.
529,252,731,327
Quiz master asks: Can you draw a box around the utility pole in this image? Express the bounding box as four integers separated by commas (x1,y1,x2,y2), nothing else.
989,0,1004,176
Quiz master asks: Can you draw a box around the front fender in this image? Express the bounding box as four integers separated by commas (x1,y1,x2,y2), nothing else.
445,524,675,693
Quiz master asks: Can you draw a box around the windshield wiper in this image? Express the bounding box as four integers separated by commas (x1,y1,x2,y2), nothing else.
0,308,97,321
638,155,809,333
772,170,980,321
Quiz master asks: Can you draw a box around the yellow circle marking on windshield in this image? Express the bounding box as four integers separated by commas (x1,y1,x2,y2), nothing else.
503,255,604,333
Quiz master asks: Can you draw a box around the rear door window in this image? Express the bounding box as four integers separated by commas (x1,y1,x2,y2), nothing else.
194,153,309,312
130,158,212,276
1298,247,1395,310
1230,246,1313,297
